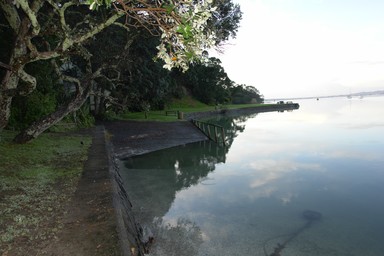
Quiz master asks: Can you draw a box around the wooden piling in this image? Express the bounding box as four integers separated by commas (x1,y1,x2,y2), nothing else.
191,119,226,147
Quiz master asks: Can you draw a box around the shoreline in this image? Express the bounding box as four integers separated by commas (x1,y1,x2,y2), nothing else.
103,103,300,255
185,103,300,120
44,103,300,255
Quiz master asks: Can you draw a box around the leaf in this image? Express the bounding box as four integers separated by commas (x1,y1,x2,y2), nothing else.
176,25,184,34
185,51,195,59
89,1,96,10
163,4,175,14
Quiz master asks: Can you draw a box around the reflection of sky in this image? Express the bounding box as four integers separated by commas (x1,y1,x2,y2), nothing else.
229,97,384,161
139,97,384,256
129,97,384,256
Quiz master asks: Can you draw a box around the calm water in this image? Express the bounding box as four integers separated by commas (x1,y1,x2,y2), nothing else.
120,97,384,256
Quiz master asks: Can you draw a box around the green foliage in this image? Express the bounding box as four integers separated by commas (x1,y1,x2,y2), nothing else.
0,0,245,134
169,96,210,109
73,104,95,128
176,57,232,105
111,97,269,122
208,0,243,44
110,96,212,121
9,92,56,131
113,32,176,112
88,0,113,10
8,61,59,131
231,84,264,104
7,58,95,131
163,3,175,14
1,0,244,143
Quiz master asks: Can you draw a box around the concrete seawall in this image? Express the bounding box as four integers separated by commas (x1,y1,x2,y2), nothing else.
103,103,300,255
106,138,146,256
104,121,209,256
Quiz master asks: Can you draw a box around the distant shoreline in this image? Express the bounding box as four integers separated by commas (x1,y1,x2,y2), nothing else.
266,90,384,102
185,103,300,120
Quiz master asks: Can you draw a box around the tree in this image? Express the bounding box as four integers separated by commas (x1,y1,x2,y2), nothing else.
208,0,242,45
181,57,233,105
0,0,220,142
120,31,175,112
1,1,119,132
8,60,60,130
231,84,264,104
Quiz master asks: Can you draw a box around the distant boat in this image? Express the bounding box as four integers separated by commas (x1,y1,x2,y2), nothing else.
347,95,352,99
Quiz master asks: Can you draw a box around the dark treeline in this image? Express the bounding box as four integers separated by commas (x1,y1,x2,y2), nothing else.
0,1,263,143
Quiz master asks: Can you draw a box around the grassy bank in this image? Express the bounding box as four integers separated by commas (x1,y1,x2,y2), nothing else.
116,97,272,121
0,131,91,254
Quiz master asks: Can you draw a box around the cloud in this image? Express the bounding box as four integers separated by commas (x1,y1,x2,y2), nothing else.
247,159,322,177
212,0,384,98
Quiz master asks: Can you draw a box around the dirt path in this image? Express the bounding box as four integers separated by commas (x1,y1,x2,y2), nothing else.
40,126,120,256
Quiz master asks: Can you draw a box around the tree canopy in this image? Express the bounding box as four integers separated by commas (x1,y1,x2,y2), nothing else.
0,0,261,143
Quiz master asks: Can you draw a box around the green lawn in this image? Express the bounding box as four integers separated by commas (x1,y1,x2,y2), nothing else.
116,97,272,121
0,130,91,251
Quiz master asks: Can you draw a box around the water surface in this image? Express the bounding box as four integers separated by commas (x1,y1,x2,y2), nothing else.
120,97,384,256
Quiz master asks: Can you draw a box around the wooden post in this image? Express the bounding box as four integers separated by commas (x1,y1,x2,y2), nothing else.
191,119,226,146
214,126,218,143
221,127,225,146
207,124,211,138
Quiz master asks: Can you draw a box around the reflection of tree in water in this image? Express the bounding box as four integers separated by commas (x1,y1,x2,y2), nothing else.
122,140,227,224
121,113,259,254
148,217,203,256
203,113,258,147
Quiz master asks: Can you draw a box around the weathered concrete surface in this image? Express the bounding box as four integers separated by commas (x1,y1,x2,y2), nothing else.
42,126,121,256
104,120,209,159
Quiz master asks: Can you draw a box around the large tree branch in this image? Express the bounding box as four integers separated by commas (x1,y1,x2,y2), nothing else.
10,0,175,65
0,62,13,71
18,68,37,95
51,58,81,92
24,7,125,63
55,1,76,34
0,0,21,31
70,12,125,50
15,0,43,35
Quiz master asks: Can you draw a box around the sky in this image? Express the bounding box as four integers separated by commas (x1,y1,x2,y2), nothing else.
210,0,384,99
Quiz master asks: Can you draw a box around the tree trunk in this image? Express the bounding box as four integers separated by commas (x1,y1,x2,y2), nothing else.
0,92,13,131
13,80,92,144
0,54,25,131
0,1,123,131
0,12,32,130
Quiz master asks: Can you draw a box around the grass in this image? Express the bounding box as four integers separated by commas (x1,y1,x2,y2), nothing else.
0,130,91,253
116,96,273,122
